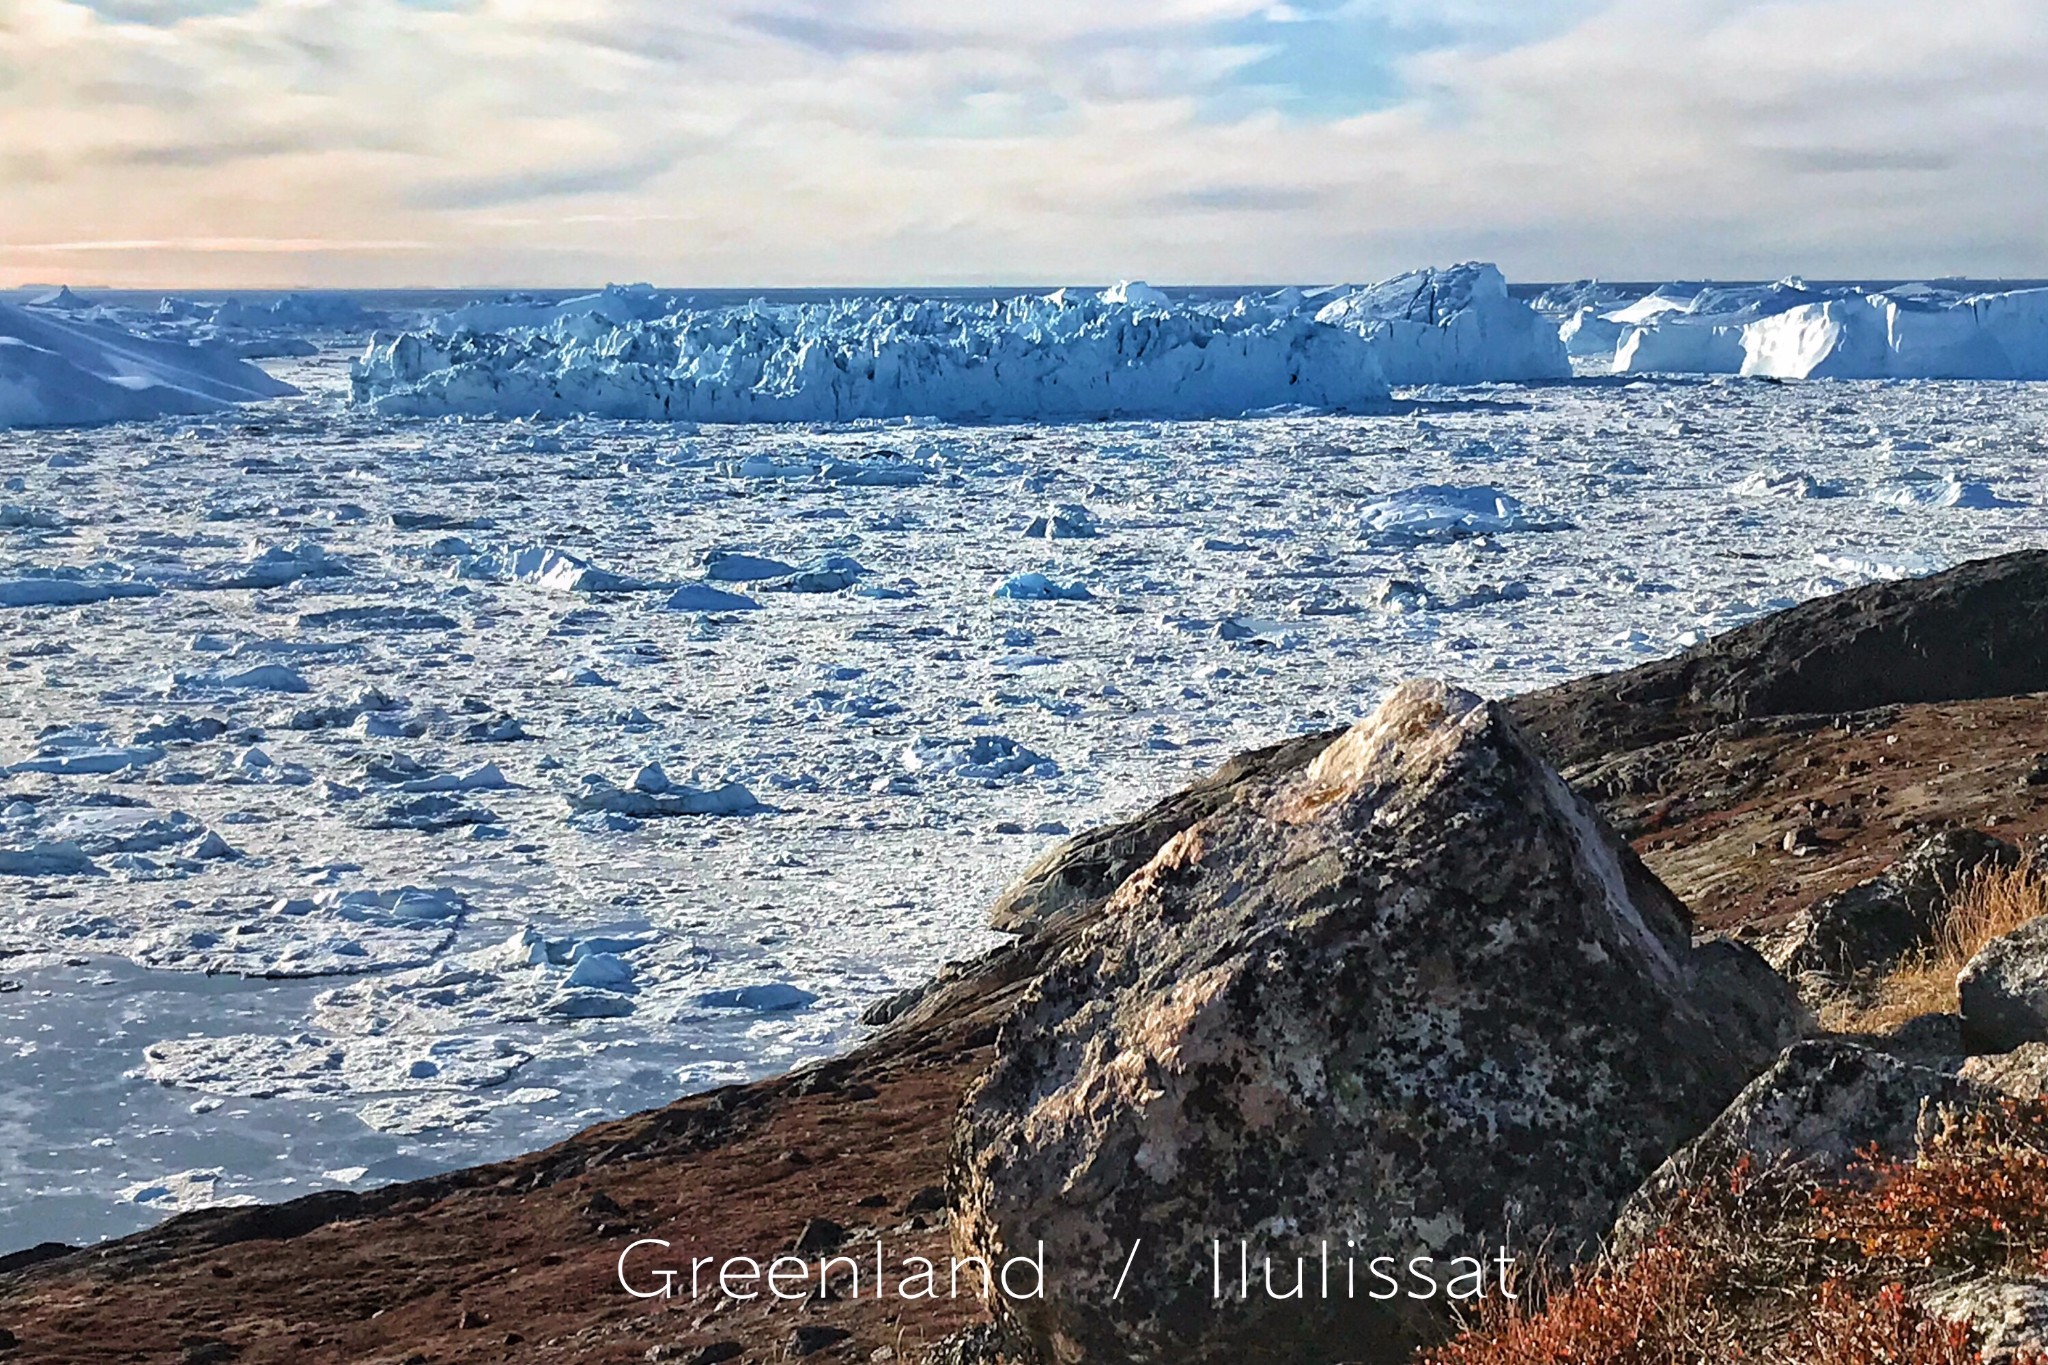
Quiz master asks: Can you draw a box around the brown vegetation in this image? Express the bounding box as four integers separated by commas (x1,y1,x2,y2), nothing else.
1826,853,2048,1035
1423,1100,2048,1363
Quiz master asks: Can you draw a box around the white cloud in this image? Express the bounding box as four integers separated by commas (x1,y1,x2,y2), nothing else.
0,0,2041,287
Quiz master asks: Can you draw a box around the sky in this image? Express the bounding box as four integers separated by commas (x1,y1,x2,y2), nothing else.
1,0,2044,289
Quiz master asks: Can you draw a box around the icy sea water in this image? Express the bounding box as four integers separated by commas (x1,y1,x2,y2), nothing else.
3,352,2046,1251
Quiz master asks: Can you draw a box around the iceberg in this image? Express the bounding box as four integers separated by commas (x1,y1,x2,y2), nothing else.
1741,287,2048,380
355,291,1395,425
1613,319,1747,374
1313,263,1570,385
0,300,297,429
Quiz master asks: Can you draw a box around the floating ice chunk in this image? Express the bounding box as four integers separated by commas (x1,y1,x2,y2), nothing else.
1367,580,1430,615
1358,485,1566,542
0,573,159,608
142,1032,530,1099
702,550,797,582
360,793,498,831
1023,503,1098,540
1213,615,1296,646
1730,469,1844,499
569,772,765,818
6,739,164,776
725,455,820,481
822,457,926,487
395,762,512,794
195,541,351,590
296,604,459,632
545,989,638,1019
695,983,817,1012
1811,549,1943,581
0,841,102,877
285,686,400,731
562,952,636,993
1872,475,2020,510
188,830,239,861
461,544,657,593
663,582,761,613
901,734,1059,780
119,1168,257,1213
0,504,63,529
993,573,1092,602
132,714,227,745
167,663,311,695
765,555,866,594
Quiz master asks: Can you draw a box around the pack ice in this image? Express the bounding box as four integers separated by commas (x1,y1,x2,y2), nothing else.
0,300,298,428
348,264,1566,423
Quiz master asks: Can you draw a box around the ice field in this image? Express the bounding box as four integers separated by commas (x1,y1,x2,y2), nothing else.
4,275,2048,1251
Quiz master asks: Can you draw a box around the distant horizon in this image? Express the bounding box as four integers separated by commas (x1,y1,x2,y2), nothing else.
12,273,2048,301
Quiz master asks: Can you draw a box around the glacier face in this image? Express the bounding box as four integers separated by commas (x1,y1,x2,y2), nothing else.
349,264,1570,424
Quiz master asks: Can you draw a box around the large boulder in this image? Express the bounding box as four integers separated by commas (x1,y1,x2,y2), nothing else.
1769,829,2018,981
951,681,1800,1365
1960,917,2048,1053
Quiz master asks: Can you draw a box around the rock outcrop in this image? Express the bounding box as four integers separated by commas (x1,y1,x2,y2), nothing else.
1512,550,2048,769
1769,829,2018,981
1614,1039,1980,1251
1960,917,2048,1053
952,681,1799,1365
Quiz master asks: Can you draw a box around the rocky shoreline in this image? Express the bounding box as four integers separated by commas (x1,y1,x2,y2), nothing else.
9,552,2048,1363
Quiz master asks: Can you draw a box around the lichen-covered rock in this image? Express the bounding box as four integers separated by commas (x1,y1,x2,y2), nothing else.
952,681,1800,1365
986,728,1340,935
1615,1040,1979,1253
1923,1277,2048,1363
1960,918,2048,1053
1959,1041,2048,1097
1769,829,2017,981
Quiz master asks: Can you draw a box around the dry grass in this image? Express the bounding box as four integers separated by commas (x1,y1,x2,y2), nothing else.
1824,851,2048,1035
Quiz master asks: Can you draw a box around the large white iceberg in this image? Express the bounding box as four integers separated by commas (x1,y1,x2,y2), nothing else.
1313,263,1570,385
355,293,1393,423
350,264,1571,424
0,300,298,428
1741,288,2048,380
1561,276,2048,380
1614,319,1747,374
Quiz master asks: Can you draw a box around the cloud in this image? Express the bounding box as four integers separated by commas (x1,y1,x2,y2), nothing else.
0,0,2042,287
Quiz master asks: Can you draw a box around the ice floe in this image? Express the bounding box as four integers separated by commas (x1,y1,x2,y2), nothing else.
568,764,765,819
1358,485,1567,542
